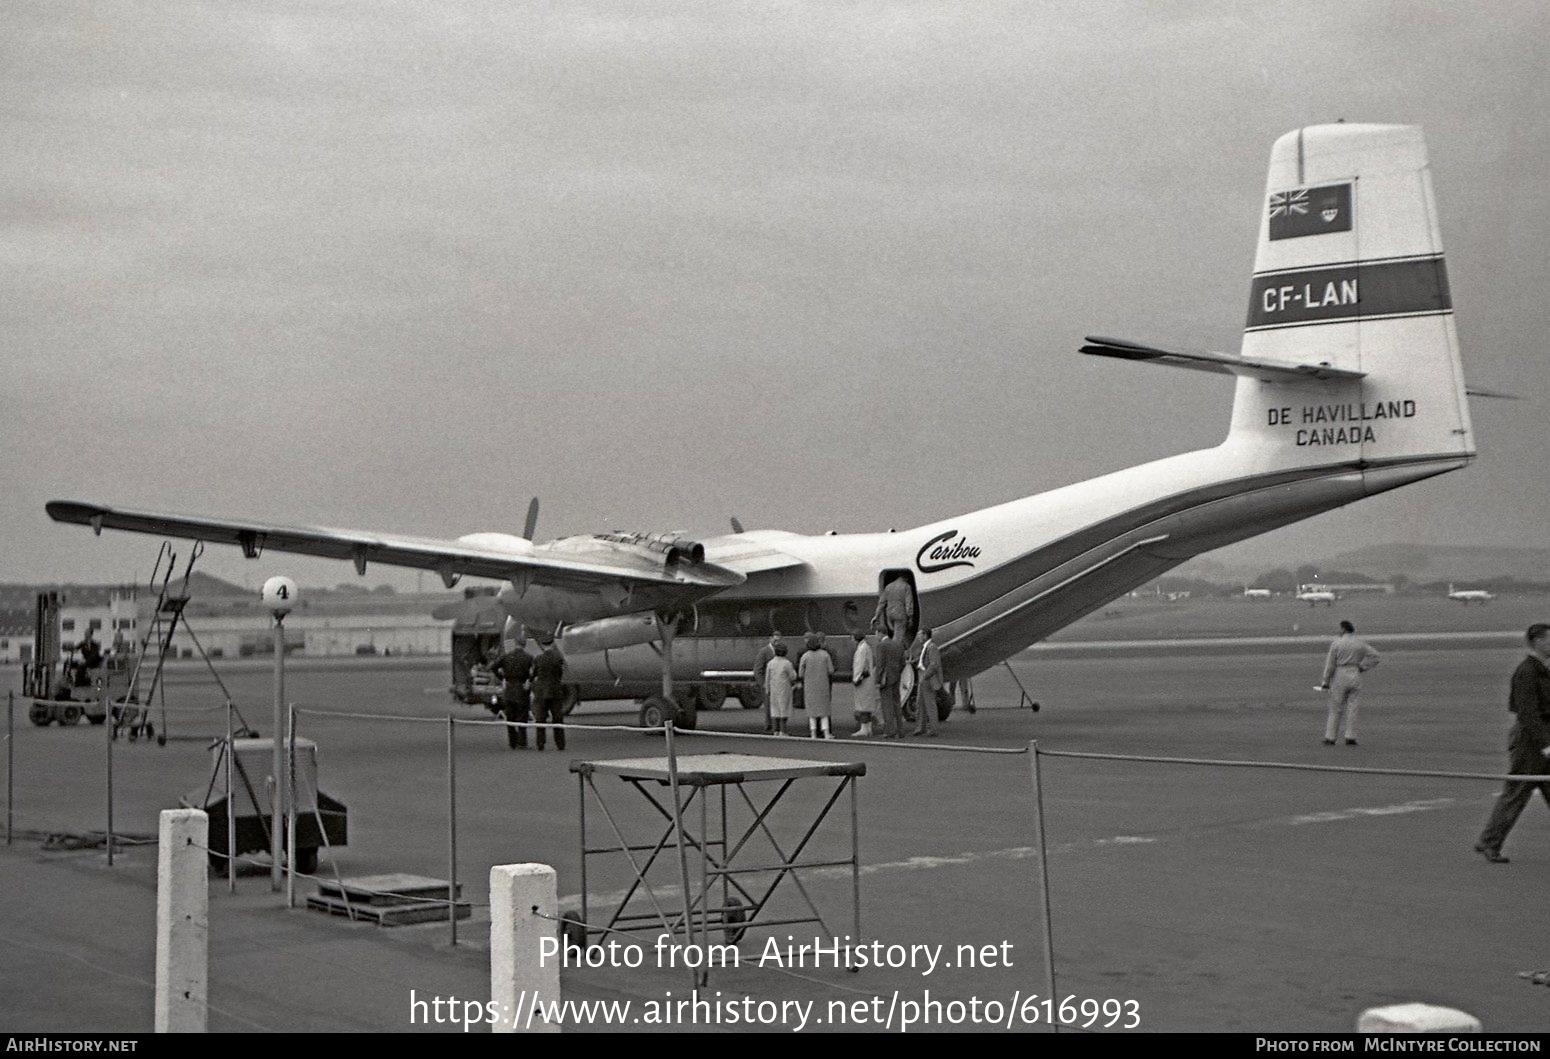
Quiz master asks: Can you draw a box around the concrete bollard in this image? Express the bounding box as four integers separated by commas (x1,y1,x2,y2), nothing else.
155,808,209,1033
1358,1002,1482,1033
489,863,561,1033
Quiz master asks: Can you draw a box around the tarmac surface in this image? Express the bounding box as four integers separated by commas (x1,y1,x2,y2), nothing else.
5,639,1550,1033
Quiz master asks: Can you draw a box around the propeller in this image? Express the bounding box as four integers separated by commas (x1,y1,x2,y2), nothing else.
523,497,540,540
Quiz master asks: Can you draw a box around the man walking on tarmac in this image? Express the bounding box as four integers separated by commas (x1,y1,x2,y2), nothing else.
1474,623,1550,864
489,645,533,750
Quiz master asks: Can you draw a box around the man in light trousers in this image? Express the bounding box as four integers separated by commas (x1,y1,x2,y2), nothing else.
1317,619,1380,746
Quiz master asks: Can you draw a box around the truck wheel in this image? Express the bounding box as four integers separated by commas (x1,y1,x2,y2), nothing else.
735,684,764,710
88,714,106,726
698,683,728,711
294,847,319,875
639,696,670,729
29,702,52,726
61,705,83,726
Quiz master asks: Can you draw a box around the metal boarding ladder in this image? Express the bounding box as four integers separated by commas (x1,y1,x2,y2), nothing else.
116,541,252,742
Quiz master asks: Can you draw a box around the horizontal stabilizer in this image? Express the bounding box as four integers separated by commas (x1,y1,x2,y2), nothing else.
1080,336,1365,383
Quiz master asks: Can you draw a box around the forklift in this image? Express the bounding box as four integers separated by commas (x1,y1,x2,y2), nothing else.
21,591,122,727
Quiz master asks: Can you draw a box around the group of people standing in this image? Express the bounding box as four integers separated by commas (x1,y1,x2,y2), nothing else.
488,639,569,750
753,574,946,739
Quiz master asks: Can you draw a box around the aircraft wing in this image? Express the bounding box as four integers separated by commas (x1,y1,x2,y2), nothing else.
46,500,746,600
1080,336,1366,382
699,530,810,576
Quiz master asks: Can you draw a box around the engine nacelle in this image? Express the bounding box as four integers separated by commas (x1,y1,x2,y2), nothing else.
456,532,535,555
557,613,662,656
496,582,634,630
664,540,705,565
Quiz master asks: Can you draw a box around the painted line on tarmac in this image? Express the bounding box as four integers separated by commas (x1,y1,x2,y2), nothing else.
559,798,1457,910
1283,797,1455,826
1030,631,1521,652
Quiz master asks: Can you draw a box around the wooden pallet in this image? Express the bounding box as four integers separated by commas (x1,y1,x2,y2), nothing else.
315,873,461,905
307,873,470,926
306,893,471,927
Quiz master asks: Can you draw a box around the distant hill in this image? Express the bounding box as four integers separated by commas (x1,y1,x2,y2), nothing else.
183,571,249,597
1170,543,1550,590
1322,544,1550,583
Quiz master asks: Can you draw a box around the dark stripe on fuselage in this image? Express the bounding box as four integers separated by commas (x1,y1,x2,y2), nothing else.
685,459,1368,643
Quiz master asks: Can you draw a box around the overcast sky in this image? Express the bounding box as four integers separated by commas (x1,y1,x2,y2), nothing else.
3,1,1547,591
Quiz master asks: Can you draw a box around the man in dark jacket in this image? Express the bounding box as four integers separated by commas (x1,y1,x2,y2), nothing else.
875,633,905,740
531,638,568,751
489,646,533,750
1475,623,1550,863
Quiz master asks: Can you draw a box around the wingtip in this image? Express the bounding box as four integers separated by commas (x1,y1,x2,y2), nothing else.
46,500,106,523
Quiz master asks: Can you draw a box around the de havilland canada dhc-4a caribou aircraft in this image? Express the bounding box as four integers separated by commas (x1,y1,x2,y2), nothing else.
50,125,1481,728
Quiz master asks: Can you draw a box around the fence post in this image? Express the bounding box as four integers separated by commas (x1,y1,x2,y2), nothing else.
225,702,236,893
156,808,209,1033
6,691,13,846
287,703,298,909
1028,741,1059,1033
664,719,697,982
448,714,458,947
104,679,114,866
489,863,560,1033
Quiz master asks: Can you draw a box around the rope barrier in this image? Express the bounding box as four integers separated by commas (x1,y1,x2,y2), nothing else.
18,697,232,715
5,826,157,850
294,704,1031,753
1034,746,1550,784
676,726,1029,756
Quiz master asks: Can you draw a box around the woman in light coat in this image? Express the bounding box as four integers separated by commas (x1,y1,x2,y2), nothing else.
764,643,797,736
798,634,835,739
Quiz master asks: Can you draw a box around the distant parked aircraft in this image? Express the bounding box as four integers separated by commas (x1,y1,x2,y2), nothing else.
1447,583,1495,604
1295,585,1338,606
1244,588,1273,599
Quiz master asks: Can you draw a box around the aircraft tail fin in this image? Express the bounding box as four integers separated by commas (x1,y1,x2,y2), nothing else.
1226,124,1474,479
